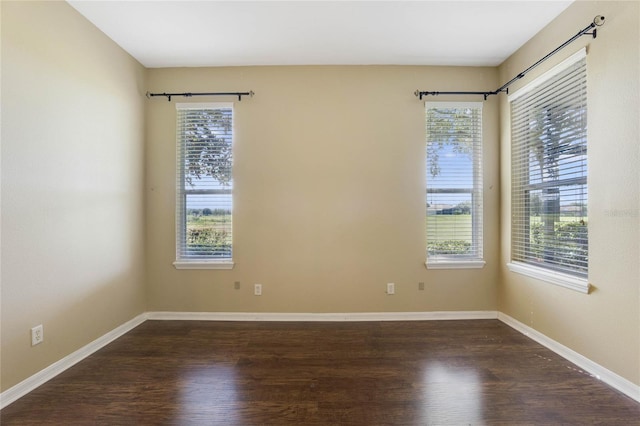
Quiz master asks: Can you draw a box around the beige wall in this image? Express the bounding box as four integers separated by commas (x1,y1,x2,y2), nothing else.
499,1,640,385
1,1,147,391
146,66,500,313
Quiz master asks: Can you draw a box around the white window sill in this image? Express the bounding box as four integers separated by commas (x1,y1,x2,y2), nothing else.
507,261,590,294
173,261,235,270
425,260,486,270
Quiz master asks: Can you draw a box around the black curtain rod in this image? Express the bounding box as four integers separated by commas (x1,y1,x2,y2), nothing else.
146,91,254,102
415,15,605,101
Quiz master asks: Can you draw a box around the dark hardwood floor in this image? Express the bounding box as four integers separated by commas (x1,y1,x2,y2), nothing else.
2,320,639,425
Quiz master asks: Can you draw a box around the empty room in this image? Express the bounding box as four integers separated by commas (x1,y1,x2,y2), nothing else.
1,0,639,424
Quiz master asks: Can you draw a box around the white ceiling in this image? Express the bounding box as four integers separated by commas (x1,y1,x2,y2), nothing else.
67,1,574,68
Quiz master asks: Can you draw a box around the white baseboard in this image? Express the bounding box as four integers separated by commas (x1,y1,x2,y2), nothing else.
0,310,494,408
498,312,640,403
0,313,148,410
146,310,499,322
3,310,638,409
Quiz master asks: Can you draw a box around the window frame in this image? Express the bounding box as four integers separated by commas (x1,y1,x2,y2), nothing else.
425,101,485,270
507,49,589,293
173,102,235,270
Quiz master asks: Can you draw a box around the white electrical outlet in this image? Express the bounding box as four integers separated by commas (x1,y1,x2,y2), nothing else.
387,283,395,295
31,324,44,346
254,283,262,296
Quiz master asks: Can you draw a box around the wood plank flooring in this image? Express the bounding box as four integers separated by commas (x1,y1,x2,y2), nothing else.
2,320,639,425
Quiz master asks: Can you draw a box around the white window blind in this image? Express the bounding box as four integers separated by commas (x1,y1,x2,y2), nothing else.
510,51,588,279
175,103,233,264
426,102,483,264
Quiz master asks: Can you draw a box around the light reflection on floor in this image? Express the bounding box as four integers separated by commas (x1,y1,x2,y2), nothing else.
177,364,241,424
421,361,483,425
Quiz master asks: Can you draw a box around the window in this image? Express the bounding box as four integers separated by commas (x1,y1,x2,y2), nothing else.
509,49,588,291
425,102,483,268
174,103,234,269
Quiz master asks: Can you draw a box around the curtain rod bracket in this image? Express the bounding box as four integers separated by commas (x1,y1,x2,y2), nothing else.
585,15,605,39
237,91,255,101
